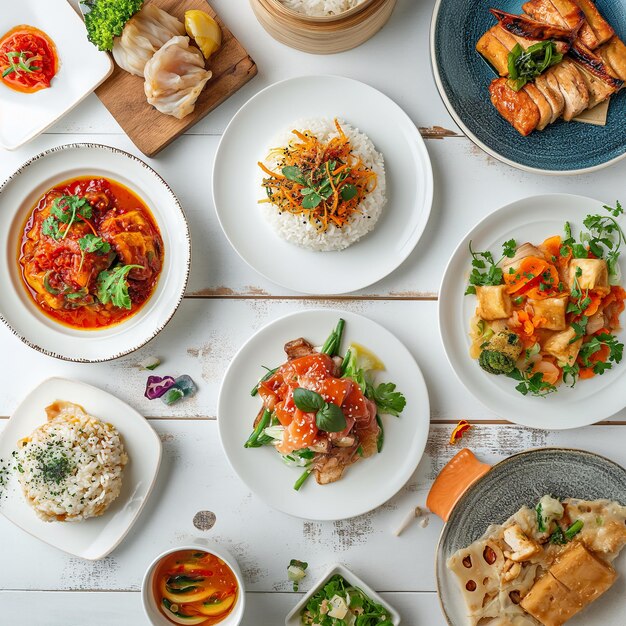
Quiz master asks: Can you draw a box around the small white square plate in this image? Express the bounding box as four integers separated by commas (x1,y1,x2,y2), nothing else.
0,377,161,560
285,564,401,625
0,0,113,150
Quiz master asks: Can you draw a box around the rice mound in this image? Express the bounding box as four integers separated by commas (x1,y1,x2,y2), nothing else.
16,402,128,522
279,0,365,16
260,118,386,252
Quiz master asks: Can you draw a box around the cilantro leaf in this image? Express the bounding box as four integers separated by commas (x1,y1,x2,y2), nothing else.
366,382,406,416
96,264,142,310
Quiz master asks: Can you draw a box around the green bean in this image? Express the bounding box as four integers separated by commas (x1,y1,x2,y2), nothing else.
321,318,345,356
250,367,278,396
376,414,384,453
244,409,271,448
293,468,312,491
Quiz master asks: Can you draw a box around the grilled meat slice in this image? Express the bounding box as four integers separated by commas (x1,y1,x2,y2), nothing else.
523,0,597,48
549,59,590,119
523,83,553,129
597,36,626,86
490,9,576,48
575,65,615,108
476,27,512,75
570,42,624,88
489,77,541,136
313,444,359,485
572,0,614,46
284,337,316,360
534,72,566,121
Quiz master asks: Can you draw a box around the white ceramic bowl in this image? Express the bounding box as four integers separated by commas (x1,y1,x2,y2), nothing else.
142,544,246,626
285,563,401,625
0,143,191,362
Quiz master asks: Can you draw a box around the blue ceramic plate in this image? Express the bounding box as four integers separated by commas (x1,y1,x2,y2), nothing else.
430,0,626,174
436,448,626,625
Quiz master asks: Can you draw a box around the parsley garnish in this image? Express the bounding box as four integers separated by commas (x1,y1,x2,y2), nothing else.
465,239,516,295
96,264,142,310
508,368,557,398
44,195,93,240
77,234,111,272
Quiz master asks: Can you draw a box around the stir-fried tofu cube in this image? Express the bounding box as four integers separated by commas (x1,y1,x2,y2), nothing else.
529,296,568,330
476,285,513,320
503,524,542,562
550,542,617,605
543,327,583,366
569,258,609,294
520,572,583,626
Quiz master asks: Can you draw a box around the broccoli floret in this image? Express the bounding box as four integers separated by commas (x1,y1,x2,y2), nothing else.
83,0,144,51
479,331,522,375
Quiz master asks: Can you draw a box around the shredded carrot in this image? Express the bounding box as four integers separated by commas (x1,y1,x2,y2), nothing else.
258,119,377,232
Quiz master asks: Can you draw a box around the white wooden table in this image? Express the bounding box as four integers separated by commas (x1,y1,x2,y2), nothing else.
1,1,626,624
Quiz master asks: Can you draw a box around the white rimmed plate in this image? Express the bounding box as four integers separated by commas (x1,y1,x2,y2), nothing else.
217,309,430,520
0,377,162,560
0,0,113,150
439,193,626,429
0,143,191,362
212,75,433,295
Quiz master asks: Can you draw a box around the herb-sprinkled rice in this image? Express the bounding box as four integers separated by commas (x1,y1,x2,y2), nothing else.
260,118,386,252
16,402,127,522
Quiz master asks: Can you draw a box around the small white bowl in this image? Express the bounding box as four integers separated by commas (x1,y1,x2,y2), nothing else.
285,564,401,625
142,544,245,626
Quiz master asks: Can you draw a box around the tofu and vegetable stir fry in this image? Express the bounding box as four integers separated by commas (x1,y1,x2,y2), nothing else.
466,202,625,396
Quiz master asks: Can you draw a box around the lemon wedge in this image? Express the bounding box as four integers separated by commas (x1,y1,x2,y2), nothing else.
347,342,385,371
185,10,222,60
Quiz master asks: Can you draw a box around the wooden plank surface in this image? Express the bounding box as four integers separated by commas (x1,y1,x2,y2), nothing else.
95,0,257,156
1,421,625,596
3,1,626,624
0,299,624,423
0,591,446,625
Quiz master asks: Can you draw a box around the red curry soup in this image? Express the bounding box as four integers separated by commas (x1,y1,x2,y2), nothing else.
18,176,163,330
0,25,58,93
153,549,239,625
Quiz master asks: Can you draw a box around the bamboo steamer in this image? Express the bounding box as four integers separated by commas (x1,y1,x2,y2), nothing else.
250,0,397,54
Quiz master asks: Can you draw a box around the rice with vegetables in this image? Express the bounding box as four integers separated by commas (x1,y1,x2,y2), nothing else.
259,118,386,252
16,401,128,522
278,0,365,16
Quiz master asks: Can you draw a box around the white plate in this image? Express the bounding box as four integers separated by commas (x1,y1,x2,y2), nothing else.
0,377,162,560
0,0,112,150
0,143,191,362
212,75,433,295
285,564,401,625
439,193,626,429
217,309,430,520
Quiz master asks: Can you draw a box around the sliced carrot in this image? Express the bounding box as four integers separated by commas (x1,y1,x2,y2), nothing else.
504,256,549,294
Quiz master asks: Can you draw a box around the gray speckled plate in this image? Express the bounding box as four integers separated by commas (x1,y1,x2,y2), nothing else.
436,448,626,625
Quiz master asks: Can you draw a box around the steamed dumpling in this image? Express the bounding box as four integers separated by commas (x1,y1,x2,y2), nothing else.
112,5,185,77
144,36,212,119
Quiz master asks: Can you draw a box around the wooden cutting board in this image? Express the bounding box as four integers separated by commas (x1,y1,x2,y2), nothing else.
95,0,257,157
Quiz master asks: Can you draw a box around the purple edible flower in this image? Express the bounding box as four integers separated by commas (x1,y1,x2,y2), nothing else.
145,375,176,400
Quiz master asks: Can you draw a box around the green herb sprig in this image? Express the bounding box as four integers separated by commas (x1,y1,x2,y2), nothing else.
466,239,517,295
282,162,355,210
77,234,111,272
2,51,41,78
507,41,563,91
96,264,142,310
292,387,347,433
508,367,557,398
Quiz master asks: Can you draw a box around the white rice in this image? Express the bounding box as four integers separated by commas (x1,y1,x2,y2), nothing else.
16,402,128,522
278,0,365,16
260,118,386,252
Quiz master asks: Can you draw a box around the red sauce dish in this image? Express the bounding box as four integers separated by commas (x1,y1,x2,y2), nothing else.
0,25,58,93
18,176,163,330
